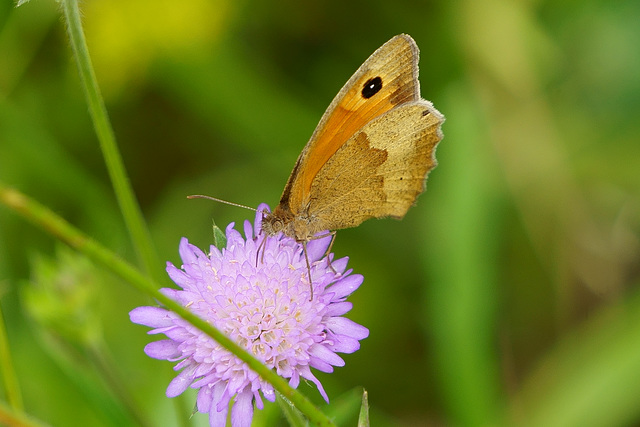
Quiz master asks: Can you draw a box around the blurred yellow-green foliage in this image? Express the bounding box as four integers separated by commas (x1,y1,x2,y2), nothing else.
1,0,640,425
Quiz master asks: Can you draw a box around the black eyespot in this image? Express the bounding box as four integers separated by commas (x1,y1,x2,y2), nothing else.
361,76,383,99
422,109,430,116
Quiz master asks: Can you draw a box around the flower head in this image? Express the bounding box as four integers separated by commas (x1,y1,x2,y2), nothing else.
130,204,368,426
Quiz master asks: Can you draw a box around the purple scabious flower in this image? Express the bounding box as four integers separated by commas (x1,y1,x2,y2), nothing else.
130,204,368,427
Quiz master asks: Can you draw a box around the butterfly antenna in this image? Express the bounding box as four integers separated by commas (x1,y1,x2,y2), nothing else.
187,195,257,212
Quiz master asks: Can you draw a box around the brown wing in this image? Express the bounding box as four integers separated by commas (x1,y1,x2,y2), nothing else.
306,101,444,231
279,34,421,215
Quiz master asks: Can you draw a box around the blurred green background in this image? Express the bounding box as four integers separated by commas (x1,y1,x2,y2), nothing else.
1,0,640,426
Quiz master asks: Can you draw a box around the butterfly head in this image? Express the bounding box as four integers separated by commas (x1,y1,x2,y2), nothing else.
261,205,295,238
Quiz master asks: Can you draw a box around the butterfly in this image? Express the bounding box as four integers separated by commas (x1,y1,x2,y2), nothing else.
260,34,445,296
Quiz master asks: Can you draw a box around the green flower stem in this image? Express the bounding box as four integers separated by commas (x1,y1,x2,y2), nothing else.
0,183,335,427
0,303,22,412
60,0,162,284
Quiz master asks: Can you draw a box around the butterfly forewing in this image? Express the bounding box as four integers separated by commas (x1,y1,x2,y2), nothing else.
282,35,421,215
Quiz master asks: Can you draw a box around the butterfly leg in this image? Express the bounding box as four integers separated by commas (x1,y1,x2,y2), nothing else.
254,209,270,267
255,234,267,267
323,231,338,273
309,231,338,273
302,240,314,301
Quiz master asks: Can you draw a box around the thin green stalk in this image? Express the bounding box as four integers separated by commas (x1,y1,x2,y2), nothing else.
0,304,23,411
0,183,335,427
59,0,162,284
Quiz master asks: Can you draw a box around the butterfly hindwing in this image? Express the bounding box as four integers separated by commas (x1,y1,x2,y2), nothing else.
307,100,444,231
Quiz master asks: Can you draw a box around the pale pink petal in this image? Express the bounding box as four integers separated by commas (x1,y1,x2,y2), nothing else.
309,343,345,367
328,274,364,299
231,390,254,427
325,301,353,316
327,316,370,339
197,386,213,413
144,340,181,360
166,366,196,397
328,335,362,353
208,382,228,427
306,234,332,261
129,306,171,328
299,366,329,403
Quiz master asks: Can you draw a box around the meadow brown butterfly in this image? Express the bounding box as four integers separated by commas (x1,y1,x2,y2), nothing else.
261,34,444,277
192,34,443,298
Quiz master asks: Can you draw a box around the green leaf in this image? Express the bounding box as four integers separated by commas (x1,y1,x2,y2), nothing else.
276,392,308,427
212,220,227,249
357,389,370,427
